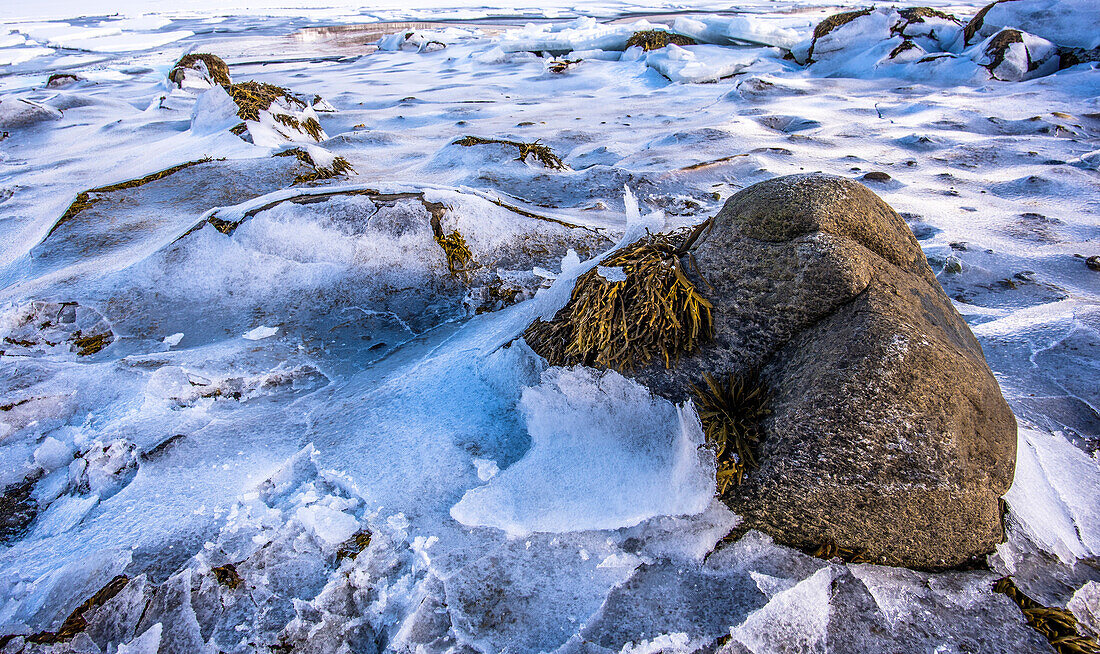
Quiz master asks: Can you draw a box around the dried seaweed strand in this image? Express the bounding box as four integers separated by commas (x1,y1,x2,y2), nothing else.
49,158,213,237
454,136,568,170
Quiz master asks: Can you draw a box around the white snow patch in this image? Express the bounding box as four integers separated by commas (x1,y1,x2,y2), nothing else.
242,325,278,340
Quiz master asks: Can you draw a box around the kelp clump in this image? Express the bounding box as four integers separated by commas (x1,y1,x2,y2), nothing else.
225,81,306,121
453,136,568,170
170,53,232,87
524,230,712,372
224,81,326,142
625,30,697,51
691,372,770,494
995,577,1100,654
434,229,474,281
275,148,355,184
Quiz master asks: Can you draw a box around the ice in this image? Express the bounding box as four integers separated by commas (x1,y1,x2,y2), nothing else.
977,0,1100,49
189,86,241,136
33,494,99,537
596,265,627,282
295,503,359,550
1,0,1099,649
1003,427,1100,564
32,436,72,472
450,366,714,537
1069,581,1100,638
116,623,163,654
472,457,499,481
728,567,833,652
241,325,278,340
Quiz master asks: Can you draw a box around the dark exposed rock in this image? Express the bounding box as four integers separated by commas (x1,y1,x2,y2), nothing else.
862,171,892,182
984,28,1025,74
46,74,80,88
806,8,873,61
0,476,39,545
964,0,1012,46
1059,46,1100,69
637,174,1016,568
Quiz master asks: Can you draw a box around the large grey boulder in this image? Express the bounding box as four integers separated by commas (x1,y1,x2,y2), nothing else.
641,173,1016,568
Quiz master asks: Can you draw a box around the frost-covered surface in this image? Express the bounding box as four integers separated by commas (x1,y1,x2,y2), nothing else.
1,1,1099,652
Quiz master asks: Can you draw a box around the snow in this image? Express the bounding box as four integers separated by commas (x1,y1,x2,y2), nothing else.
0,0,1098,650
978,0,1100,50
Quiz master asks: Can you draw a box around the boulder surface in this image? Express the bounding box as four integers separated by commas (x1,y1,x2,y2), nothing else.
641,173,1016,568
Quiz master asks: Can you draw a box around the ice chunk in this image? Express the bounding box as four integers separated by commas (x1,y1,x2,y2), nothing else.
445,531,641,652
450,367,714,536
615,499,739,563
162,333,184,347
1069,581,1100,638
117,622,163,654
728,567,834,651
33,493,98,537
189,85,240,136
473,458,499,481
295,504,358,550
1005,428,1100,564
144,365,197,402
33,436,72,472
595,265,627,283
242,325,278,340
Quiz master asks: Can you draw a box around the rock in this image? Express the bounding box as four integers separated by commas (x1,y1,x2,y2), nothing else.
976,28,1060,81
640,174,1016,568
46,74,80,88
0,97,62,130
861,171,892,182
1086,255,1100,271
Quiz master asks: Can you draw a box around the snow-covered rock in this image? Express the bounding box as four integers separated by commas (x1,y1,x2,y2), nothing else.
965,0,1100,50
0,96,62,129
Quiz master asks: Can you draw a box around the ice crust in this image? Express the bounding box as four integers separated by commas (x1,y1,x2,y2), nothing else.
450,366,715,536
1,1,1099,651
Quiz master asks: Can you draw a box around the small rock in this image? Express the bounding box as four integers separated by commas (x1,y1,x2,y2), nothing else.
862,171,892,182
1087,255,1100,271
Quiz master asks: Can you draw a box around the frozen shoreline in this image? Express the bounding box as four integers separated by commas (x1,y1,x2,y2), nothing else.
1,2,1099,651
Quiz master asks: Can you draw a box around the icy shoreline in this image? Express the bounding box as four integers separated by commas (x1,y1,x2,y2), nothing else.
2,1,1099,652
